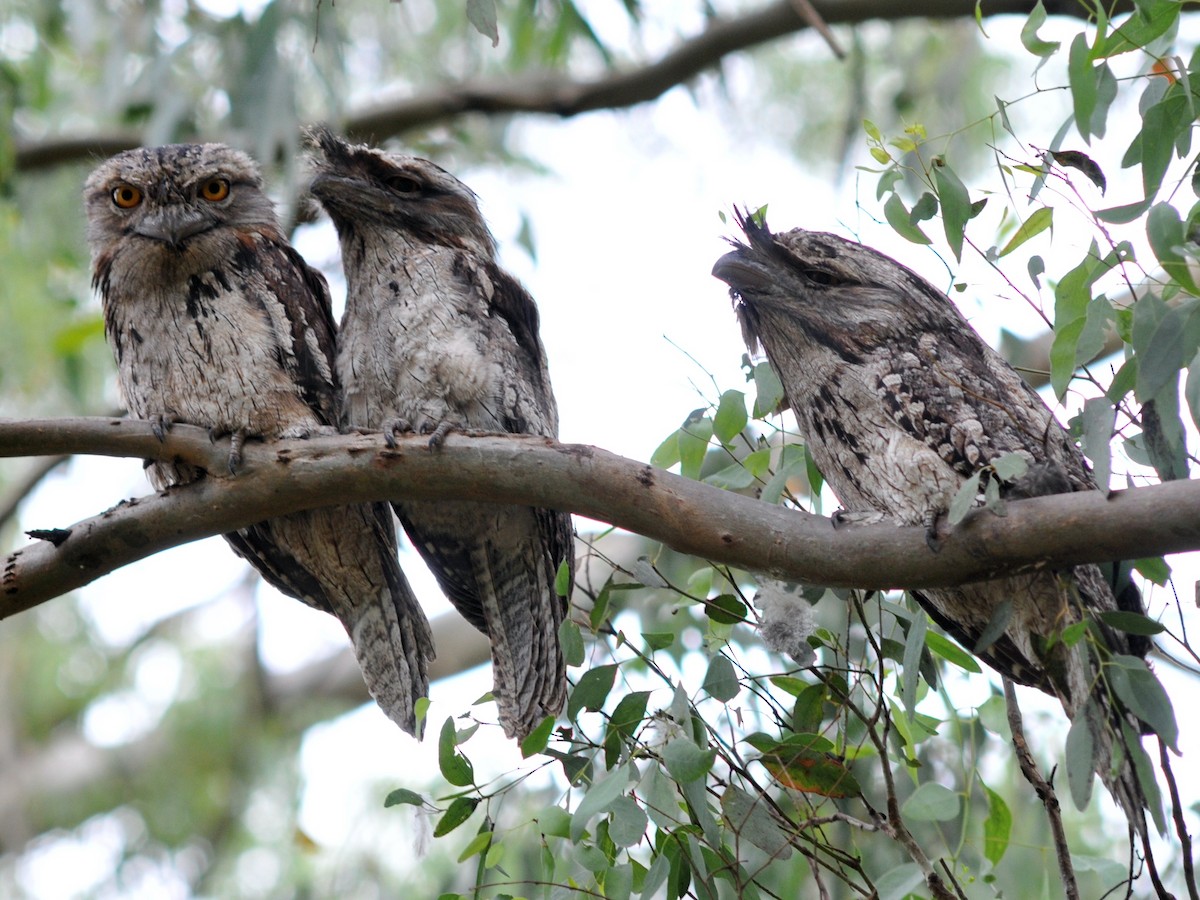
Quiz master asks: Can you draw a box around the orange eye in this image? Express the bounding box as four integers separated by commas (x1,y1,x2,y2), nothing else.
199,178,230,202
111,184,142,209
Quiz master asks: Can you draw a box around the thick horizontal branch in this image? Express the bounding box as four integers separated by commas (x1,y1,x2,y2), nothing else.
1,417,1196,620
13,0,1119,173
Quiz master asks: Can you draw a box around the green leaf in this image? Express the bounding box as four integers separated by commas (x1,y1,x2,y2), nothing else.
1107,655,1179,749
713,389,748,445
924,631,982,674
999,207,1053,256
568,663,618,720
607,795,648,848
559,618,585,668
758,746,861,797
570,762,633,842
1134,556,1172,586
1082,396,1115,489
947,471,981,525
933,164,971,261
706,593,748,625
554,559,571,598
678,412,713,480
438,718,475,787
876,864,925,900
466,0,499,46
863,118,883,142
539,805,571,839
520,715,556,758
457,828,493,863
973,600,1014,655
643,631,675,651
1186,349,1200,432
990,452,1029,482
901,611,928,717
983,785,1012,865
721,785,792,860
1065,705,1096,810
608,691,651,739
434,797,480,837
383,788,424,808
650,429,681,469
902,782,960,821
703,463,756,490
1049,316,1087,398
663,739,717,783
1148,201,1200,293
1068,33,1097,142
883,192,932,245
791,683,826,734
1097,611,1166,636
1020,0,1060,57
702,654,740,702
751,361,786,417
1095,2,1179,57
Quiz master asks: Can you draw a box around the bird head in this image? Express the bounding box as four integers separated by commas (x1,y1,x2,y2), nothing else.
306,126,497,259
712,208,948,360
84,143,277,258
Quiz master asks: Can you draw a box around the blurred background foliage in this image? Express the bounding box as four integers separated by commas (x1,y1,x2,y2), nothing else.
1,0,1197,898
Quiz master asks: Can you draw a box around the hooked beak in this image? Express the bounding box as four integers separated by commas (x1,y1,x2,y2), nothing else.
134,207,214,249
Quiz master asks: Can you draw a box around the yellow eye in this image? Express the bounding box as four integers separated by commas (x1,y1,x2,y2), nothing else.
111,184,142,209
199,178,230,202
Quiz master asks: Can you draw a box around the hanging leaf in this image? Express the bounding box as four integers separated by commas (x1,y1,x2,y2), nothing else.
702,654,741,702
1106,655,1179,749
721,785,793,860
1020,0,1060,57
434,797,480,837
999,207,1053,256
567,663,618,719
1065,705,1096,810
713,389,748,444
947,471,981,525
758,746,861,797
933,164,972,261
902,782,960,821
466,0,500,46
1048,150,1107,193
983,785,1012,865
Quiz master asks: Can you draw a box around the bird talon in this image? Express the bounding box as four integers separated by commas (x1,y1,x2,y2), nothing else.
427,421,455,450
228,431,246,475
150,415,171,443
924,510,942,553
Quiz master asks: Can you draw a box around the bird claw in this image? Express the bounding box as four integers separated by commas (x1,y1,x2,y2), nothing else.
150,414,171,443
424,420,455,450
227,431,246,475
384,418,413,449
924,509,943,554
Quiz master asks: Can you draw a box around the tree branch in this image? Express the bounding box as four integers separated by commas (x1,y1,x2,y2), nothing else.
1,417,1196,620
12,0,1121,174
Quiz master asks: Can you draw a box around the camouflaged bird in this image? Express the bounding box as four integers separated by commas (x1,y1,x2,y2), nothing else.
85,143,434,734
308,128,573,741
713,211,1155,831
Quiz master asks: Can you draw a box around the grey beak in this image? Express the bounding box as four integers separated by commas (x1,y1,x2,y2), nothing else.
134,207,212,248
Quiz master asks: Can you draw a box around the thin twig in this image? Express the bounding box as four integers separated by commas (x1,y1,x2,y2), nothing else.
1158,738,1199,899
787,0,846,58
1003,679,1079,900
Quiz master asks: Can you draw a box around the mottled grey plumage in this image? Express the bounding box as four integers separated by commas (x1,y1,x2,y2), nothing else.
713,212,1151,828
85,143,434,735
308,128,572,740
